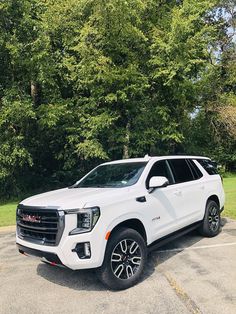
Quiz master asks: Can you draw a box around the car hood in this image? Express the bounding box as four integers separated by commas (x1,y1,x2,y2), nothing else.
20,187,133,210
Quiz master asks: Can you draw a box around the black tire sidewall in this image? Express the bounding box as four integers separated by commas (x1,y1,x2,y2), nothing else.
202,200,221,237
97,228,147,290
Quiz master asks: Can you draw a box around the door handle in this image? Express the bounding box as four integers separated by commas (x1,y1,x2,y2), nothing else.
136,196,147,203
174,190,182,196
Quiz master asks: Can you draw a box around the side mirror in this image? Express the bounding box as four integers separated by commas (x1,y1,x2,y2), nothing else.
148,176,169,193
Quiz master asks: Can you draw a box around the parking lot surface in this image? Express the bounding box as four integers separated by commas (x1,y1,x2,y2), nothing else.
0,218,236,314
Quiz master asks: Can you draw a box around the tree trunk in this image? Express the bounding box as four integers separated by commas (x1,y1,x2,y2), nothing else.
31,80,41,106
123,121,130,159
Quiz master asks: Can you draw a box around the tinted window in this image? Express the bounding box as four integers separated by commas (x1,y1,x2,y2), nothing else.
168,159,194,183
187,159,203,179
146,160,174,188
76,162,147,188
197,159,218,175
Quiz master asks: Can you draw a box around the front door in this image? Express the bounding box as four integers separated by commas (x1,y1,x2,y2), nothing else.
145,160,180,241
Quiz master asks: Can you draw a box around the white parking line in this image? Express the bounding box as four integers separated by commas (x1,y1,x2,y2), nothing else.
156,242,236,253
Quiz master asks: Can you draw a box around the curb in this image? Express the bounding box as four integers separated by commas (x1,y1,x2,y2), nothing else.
0,225,16,234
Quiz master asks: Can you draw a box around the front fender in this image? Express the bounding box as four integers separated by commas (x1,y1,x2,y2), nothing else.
105,212,151,245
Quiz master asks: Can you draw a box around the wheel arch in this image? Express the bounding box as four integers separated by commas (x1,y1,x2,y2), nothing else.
207,195,220,208
109,218,147,243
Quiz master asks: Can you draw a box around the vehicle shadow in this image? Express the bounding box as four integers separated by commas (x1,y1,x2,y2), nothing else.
37,218,228,291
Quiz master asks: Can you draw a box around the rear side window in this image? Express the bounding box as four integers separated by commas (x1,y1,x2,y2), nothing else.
187,159,203,179
167,159,194,183
196,159,218,175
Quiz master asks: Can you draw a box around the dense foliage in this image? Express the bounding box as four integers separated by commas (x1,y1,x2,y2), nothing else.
0,0,235,198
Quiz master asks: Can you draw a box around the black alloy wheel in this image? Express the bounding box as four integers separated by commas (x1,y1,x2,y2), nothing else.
198,200,221,237
111,239,142,280
97,227,147,290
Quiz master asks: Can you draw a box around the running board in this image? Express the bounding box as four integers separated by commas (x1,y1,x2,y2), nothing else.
147,221,202,253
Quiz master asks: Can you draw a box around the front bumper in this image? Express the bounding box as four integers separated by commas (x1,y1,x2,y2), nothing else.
17,244,63,266
16,214,107,270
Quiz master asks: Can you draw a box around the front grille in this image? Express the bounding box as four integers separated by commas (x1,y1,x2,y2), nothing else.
16,204,65,246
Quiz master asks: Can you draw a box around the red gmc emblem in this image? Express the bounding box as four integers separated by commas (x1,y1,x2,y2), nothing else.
22,214,41,223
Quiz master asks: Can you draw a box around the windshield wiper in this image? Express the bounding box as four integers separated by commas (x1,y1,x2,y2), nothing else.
69,184,117,188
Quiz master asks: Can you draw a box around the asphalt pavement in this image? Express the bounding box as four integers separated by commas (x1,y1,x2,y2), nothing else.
0,218,236,314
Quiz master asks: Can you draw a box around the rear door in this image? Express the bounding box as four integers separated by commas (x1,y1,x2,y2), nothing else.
167,158,205,226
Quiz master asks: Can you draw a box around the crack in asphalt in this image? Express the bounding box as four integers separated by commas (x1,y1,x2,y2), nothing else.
165,272,202,314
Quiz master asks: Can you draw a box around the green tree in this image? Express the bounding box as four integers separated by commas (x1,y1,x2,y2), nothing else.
183,0,236,170
0,0,235,198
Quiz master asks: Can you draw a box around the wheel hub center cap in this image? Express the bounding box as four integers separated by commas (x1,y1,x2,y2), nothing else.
122,255,128,261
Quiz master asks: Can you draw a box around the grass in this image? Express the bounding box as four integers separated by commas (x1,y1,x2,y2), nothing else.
0,175,236,227
0,201,18,227
222,175,236,219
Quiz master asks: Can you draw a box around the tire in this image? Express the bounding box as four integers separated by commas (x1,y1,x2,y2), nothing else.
198,200,221,237
96,227,147,290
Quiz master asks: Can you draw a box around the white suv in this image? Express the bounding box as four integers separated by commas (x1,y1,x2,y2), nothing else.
16,155,225,290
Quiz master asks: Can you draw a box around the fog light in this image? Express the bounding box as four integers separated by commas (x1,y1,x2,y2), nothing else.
72,242,91,259
84,242,91,257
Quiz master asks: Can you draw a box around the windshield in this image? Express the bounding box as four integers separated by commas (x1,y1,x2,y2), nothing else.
75,162,147,188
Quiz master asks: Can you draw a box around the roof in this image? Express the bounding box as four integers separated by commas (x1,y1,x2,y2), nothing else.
102,155,210,165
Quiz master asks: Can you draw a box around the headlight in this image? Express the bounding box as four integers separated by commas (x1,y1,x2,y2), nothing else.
68,207,100,235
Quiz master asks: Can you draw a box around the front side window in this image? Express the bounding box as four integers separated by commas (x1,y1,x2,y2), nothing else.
168,159,194,184
76,162,147,188
146,160,174,188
